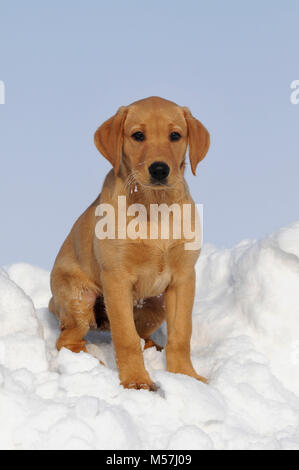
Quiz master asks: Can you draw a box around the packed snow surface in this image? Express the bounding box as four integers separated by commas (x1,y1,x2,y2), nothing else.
1,222,299,450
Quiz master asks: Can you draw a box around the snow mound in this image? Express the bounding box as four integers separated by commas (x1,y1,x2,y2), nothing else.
5,263,51,309
1,222,299,450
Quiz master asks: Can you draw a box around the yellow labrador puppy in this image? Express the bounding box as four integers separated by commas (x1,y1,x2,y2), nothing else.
49,96,210,390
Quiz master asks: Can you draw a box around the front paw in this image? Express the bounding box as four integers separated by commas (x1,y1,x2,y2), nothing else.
167,364,208,384
121,376,158,391
174,370,208,384
193,373,208,384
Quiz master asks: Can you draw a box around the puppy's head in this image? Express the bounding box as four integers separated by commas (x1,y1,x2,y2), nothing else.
94,97,210,189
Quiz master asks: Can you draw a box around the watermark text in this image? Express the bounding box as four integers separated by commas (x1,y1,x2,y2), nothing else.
95,196,203,251
290,80,299,105
0,80,5,104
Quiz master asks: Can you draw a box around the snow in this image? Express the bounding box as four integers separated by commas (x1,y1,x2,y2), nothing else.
1,222,299,449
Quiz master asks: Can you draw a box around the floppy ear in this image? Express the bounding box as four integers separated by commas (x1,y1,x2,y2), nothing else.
183,107,210,176
94,106,128,175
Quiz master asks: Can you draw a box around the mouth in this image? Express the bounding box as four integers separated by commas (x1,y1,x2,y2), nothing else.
150,178,168,187
130,179,171,192
127,169,172,193
134,181,170,191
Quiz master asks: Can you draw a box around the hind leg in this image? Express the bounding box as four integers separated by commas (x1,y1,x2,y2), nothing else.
134,296,165,350
56,309,90,353
49,270,98,354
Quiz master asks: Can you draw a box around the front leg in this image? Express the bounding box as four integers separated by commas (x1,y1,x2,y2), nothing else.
101,272,156,390
165,270,207,383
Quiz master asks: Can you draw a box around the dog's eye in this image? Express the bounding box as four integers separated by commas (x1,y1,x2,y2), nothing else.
131,131,145,142
170,132,181,142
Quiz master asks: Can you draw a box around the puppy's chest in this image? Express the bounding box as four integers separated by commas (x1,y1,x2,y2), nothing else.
130,244,173,299
134,264,171,299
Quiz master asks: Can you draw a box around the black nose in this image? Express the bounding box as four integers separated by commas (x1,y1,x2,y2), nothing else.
148,162,170,182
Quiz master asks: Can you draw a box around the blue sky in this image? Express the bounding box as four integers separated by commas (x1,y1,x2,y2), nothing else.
0,1,298,269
